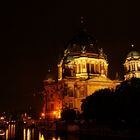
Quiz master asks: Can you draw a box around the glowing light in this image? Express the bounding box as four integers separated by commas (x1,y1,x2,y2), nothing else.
41,113,45,117
27,128,31,140
52,137,56,140
51,137,61,140
6,129,8,140
0,117,4,120
58,110,61,119
24,112,27,117
39,132,45,140
131,44,134,48
53,111,56,115
0,129,5,136
11,124,15,138
23,129,26,140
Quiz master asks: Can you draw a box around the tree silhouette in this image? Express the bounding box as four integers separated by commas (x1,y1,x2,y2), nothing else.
61,108,77,122
81,78,140,127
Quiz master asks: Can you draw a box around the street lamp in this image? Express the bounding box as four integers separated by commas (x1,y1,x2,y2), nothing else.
41,113,45,119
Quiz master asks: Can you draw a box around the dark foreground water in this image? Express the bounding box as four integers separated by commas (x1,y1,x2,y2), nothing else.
0,124,134,140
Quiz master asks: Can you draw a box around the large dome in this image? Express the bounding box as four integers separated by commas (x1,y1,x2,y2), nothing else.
66,29,97,54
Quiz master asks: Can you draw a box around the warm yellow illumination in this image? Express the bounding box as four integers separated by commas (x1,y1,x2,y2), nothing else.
27,128,31,140
0,117,4,120
52,137,56,140
124,50,140,80
58,110,61,119
52,110,61,119
11,125,15,138
39,132,45,140
41,113,45,117
53,111,56,115
56,40,119,112
6,129,8,140
23,128,26,140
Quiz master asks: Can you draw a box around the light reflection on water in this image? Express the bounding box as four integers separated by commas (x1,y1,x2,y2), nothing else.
4,124,126,140
23,128,32,140
5,124,63,140
6,124,16,140
39,132,45,140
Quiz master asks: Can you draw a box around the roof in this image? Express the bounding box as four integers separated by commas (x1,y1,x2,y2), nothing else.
66,29,97,54
127,51,140,58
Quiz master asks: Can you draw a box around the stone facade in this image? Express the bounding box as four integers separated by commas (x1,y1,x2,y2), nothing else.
41,30,140,119
57,29,120,112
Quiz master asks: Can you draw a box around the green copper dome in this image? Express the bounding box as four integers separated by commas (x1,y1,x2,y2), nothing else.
127,51,140,58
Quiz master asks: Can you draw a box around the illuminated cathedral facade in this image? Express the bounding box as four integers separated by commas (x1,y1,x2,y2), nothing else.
41,29,140,120
124,48,140,80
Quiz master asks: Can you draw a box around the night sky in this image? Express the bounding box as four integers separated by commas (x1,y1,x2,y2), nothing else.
0,0,140,112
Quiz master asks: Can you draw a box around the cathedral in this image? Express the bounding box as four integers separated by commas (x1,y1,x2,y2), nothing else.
41,27,140,120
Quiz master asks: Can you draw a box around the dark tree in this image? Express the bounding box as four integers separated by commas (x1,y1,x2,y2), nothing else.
61,108,77,122
81,78,140,127
81,88,114,123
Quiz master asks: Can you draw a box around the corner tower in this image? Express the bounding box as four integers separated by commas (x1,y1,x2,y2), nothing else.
124,46,140,80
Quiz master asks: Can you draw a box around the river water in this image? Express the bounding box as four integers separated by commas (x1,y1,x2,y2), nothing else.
2,124,82,140
2,124,54,140
1,124,131,140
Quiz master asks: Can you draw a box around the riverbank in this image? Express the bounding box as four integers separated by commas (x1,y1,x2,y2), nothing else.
55,120,140,139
